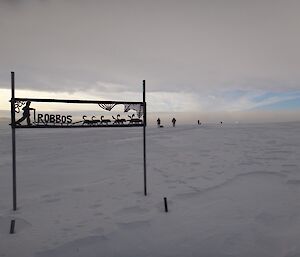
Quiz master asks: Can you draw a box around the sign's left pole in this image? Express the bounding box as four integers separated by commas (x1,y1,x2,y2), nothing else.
11,71,17,211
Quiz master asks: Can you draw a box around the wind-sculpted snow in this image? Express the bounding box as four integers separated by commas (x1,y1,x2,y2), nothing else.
0,122,300,257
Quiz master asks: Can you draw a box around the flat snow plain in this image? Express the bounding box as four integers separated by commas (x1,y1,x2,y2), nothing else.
1,121,300,257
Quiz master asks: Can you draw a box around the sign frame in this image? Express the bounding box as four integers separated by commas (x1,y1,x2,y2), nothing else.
10,72,147,211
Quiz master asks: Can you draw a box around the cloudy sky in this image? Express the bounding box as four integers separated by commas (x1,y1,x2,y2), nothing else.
1,0,300,121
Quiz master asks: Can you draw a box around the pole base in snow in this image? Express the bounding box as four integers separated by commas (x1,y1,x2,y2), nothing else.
164,197,168,212
10,220,15,234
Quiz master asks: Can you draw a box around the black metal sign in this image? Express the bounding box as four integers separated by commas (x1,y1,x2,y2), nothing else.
12,98,145,128
10,72,147,211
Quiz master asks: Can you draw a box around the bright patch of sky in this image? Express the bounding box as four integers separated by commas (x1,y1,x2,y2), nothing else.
209,90,300,112
254,93,300,110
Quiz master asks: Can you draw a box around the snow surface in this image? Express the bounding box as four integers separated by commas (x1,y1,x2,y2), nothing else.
1,121,300,257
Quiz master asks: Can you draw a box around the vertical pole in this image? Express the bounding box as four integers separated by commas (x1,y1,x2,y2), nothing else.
143,80,147,196
33,109,36,124
11,72,17,211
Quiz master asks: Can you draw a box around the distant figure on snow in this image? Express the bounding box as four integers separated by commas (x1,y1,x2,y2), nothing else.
157,118,161,128
197,120,201,125
15,101,35,126
172,117,176,127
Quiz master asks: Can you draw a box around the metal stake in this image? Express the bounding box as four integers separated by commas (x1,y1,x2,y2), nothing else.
164,197,168,212
11,71,17,211
143,80,147,196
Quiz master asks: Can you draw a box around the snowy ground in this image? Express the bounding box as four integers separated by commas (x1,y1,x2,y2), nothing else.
1,121,300,257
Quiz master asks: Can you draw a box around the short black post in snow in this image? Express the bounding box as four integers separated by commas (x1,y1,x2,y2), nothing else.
164,197,168,213
10,219,15,234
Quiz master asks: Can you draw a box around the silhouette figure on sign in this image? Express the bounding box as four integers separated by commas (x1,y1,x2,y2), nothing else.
82,115,95,125
15,101,35,126
91,116,100,124
127,114,142,124
112,114,126,124
100,116,112,125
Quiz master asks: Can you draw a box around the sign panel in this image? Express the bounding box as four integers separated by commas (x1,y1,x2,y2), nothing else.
12,98,145,128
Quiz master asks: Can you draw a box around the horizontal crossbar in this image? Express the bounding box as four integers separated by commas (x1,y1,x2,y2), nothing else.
13,98,144,105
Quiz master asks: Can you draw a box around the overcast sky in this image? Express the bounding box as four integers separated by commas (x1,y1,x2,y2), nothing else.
1,0,300,119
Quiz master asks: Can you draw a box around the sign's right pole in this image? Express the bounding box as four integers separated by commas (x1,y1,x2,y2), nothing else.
143,80,147,196
11,71,17,211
